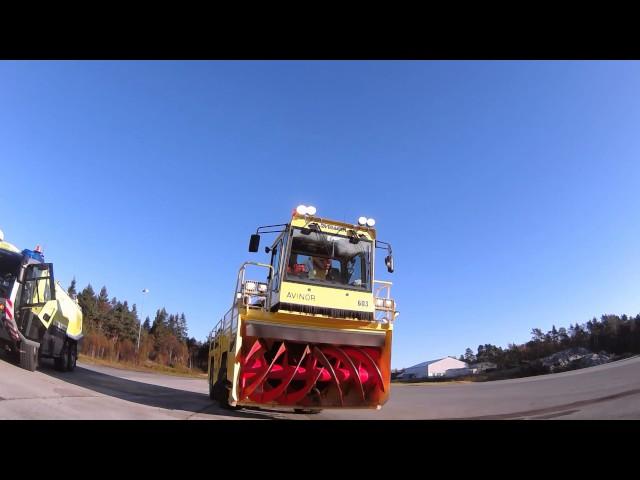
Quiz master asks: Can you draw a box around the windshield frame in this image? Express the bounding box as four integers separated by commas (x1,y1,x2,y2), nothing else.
283,226,373,293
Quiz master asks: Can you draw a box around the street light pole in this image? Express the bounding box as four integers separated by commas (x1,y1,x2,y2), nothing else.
137,288,149,352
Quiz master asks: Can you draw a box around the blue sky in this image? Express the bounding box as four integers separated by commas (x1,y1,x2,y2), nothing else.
2,61,640,369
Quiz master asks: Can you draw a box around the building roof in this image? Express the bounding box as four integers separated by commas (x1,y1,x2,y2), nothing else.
406,357,466,370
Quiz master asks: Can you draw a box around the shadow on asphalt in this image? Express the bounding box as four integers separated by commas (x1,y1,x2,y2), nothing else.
0,351,313,419
16,356,281,419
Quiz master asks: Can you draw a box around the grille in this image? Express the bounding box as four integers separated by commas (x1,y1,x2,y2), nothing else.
274,302,373,321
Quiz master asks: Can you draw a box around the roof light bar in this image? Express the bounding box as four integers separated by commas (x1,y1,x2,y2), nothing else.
295,205,317,216
358,216,376,227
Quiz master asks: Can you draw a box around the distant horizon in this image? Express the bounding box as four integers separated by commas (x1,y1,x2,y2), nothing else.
43,273,640,369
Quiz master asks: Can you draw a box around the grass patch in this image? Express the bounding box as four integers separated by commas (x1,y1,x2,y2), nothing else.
78,354,207,379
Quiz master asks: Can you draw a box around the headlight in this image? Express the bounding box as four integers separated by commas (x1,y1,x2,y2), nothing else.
258,283,268,293
375,298,384,307
384,299,393,308
366,218,375,227
245,282,256,292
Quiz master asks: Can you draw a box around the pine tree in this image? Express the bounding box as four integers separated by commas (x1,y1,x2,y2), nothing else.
150,308,168,336
119,300,138,342
168,314,177,336
98,286,109,303
177,313,188,341
97,286,111,317
550,325,559,343
77,284,98,331
531,328,544,342
464,347,476,363
67,277,77,297
558,327,568,345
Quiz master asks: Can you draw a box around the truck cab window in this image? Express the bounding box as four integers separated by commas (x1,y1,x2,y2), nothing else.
347,254,365,287
22,264,53,306
284,228,372,291
269,241,282,292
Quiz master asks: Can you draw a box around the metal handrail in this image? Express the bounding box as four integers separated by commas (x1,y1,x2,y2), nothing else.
374,280,392,298
212,262,274,348
233,261,274,309
373,280,395,323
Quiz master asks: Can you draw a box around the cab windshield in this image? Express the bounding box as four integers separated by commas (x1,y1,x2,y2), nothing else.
284,227,372,291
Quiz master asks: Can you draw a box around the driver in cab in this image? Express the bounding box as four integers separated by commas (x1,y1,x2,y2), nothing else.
307,256,332,280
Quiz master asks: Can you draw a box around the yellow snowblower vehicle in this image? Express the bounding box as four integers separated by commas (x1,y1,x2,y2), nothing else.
0,231,83,372
208,206,397,412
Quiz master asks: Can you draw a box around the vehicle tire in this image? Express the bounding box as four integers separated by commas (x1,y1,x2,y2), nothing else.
20,341,39,372
55,343,68,371
54,356,66,371
66,342,77,371
10,347,20,364
214,355,239,410
208,369,216,400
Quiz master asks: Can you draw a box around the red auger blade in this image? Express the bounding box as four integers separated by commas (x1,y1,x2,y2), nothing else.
324,346,366,401
312,346,344,406
244,338,265,364
280,354,323,405
259,345,311,403
342,346,385,392
237,338,385,407
239,339,267,390
242,341,287,399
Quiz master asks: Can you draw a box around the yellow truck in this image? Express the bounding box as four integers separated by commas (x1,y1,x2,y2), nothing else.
208,206,397,412
0,233,83,372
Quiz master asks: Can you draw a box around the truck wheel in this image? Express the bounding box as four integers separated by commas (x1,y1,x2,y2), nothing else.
20,342,39,372
55,343,68,371
208,371,216,400
214,364,231,407
54,355,66,371
66,343,77,371
214,356,239,410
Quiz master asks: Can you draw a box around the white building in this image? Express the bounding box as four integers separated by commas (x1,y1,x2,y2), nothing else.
400,357,469,379
443,367,477,378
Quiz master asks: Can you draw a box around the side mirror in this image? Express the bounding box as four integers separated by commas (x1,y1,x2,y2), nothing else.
249,234,261,252
385,255,394,273
265,246,271,254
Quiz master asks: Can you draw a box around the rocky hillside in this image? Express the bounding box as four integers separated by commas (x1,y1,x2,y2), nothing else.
541,347,611,373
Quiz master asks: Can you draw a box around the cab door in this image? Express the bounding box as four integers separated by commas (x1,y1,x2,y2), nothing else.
267,234,285,310
17,263,58,339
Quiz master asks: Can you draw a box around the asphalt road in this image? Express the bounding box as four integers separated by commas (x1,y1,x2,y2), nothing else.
0,353,638,419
